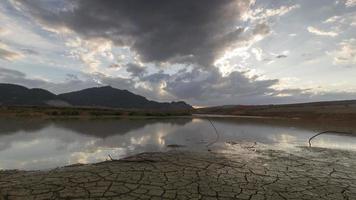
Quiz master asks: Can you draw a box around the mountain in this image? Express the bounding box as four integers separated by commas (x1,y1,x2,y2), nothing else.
0,84,57,106
0,83,192,110
58,86,192,109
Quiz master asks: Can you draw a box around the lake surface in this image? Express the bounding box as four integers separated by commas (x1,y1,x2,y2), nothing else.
1,117,356,170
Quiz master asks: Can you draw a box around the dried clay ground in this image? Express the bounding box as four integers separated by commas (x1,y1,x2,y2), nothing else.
1,143,356,200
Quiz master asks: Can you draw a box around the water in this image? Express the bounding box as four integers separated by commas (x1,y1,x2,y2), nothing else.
1,117,356,170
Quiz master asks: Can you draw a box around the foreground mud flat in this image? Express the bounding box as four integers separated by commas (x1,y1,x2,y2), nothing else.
1,143,356,200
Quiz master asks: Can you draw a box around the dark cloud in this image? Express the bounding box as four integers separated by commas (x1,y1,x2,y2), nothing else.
165,68,278,101
276,54,287,59
13,0,294,105
14,0,355,106
125,63,147,77
253,23,271,36
138,67,356,106
16,0,253,67
108,63,120,68
141,70,170,83
135,67,281,104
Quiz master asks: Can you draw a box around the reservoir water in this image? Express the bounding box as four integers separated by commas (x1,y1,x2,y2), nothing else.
1,116,356,170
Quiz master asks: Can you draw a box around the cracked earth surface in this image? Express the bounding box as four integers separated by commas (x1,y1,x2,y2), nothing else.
1,143,356,200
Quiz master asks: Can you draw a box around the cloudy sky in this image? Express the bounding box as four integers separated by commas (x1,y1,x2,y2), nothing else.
0,0,355,106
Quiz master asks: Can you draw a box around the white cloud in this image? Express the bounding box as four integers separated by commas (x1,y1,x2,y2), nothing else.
324,15,342,23
324,12,356,26
242,4,300,22
345,0,356,7
251,48,263,61
307,26,338,37
66,37,114,72
331,39,356,65
214,22,273,75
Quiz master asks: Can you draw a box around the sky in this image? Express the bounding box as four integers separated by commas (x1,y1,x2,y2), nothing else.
0,0,355,106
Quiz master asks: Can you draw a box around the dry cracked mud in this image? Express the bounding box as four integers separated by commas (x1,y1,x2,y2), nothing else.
1,143,356,200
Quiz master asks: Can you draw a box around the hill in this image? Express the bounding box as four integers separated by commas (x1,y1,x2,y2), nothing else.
196,100,356,120
0,83,192,110
58,86,192,109
0,84,57,106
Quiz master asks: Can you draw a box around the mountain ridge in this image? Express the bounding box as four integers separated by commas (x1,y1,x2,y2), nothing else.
0,83,192,110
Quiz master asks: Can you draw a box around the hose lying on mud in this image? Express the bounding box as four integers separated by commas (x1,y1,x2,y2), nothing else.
207,118,220,150
308,131,353,147
108,154,114,161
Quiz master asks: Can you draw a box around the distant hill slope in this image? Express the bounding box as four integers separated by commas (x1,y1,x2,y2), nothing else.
196,100,356,119
0,83,192,110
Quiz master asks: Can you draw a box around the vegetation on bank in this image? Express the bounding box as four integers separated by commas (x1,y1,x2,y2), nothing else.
0,106,192,118
3,99,356,120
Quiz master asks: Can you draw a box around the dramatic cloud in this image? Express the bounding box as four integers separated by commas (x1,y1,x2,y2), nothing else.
16,0,254,67
12,0,295,105
307,26,338,37
1,0,356,105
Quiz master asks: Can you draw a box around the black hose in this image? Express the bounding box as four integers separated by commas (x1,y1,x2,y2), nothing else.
308,131,353,147
207,118,220,149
